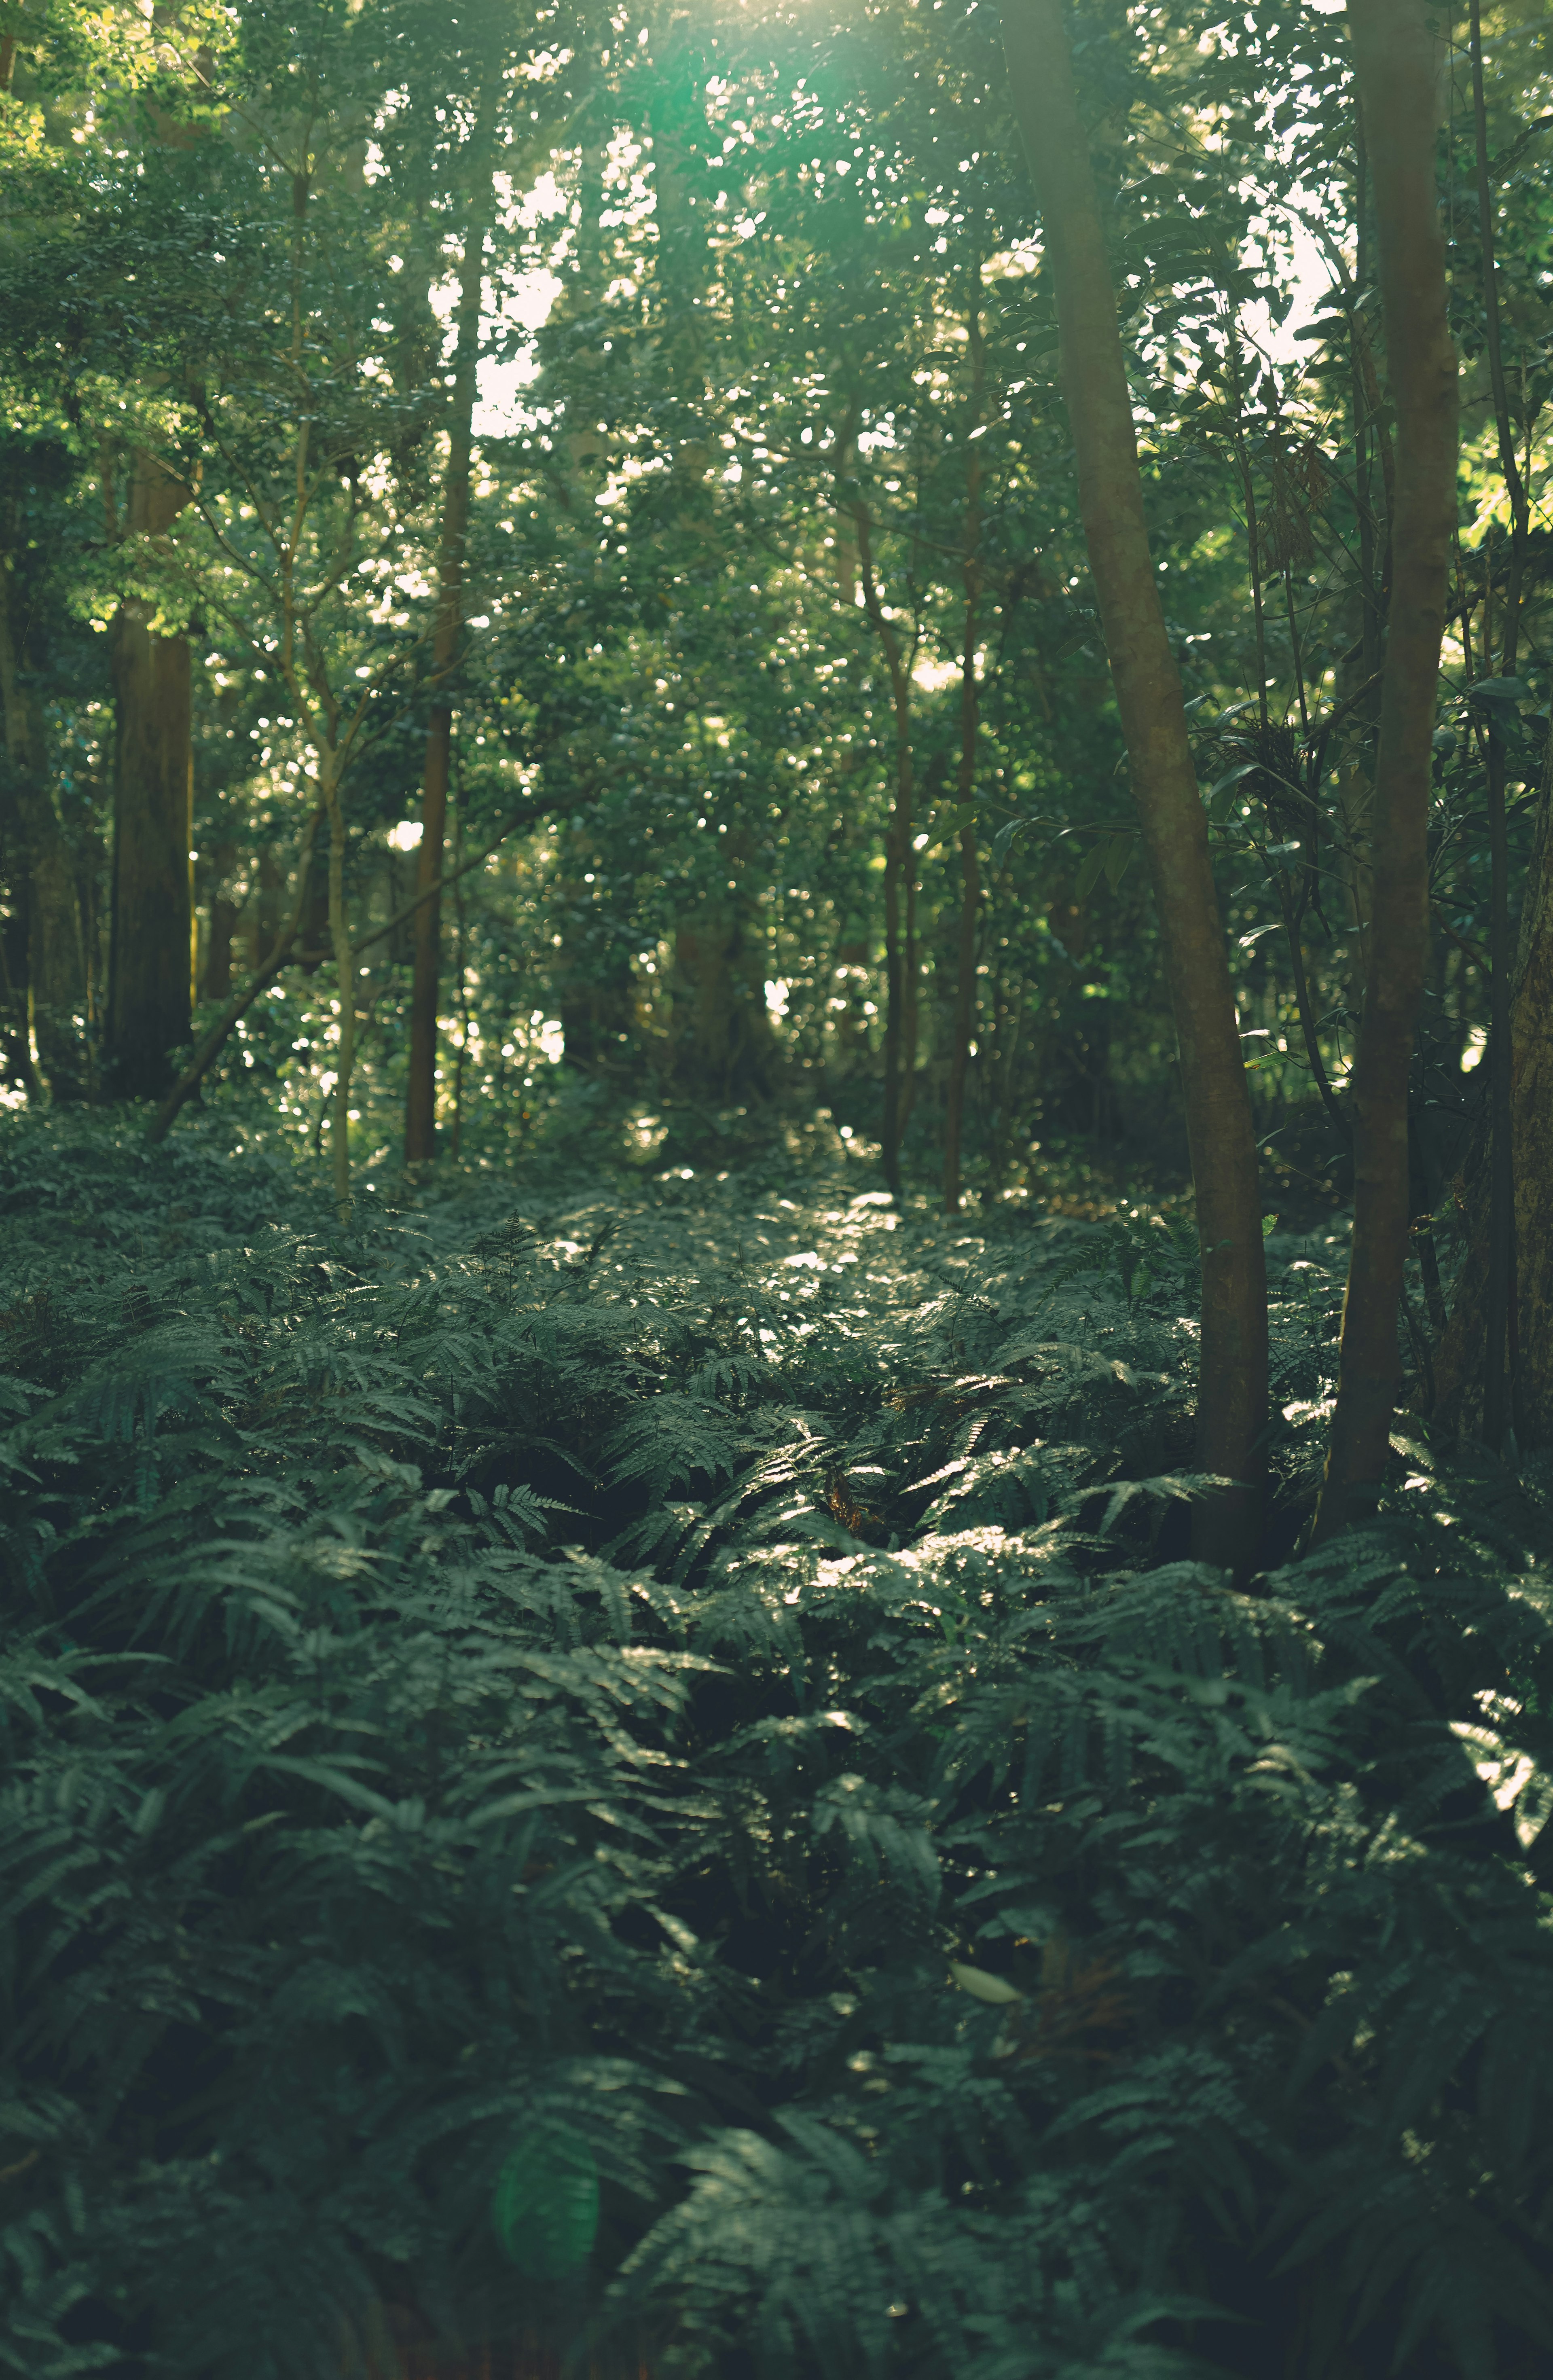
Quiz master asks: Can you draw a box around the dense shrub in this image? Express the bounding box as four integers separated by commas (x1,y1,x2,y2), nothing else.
3,1112,1552,2380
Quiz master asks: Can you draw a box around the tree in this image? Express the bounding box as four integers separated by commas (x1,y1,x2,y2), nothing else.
1428,0,1550,1450
1001,0,1267,1567
403,52,504,1170
105,449,196,1101
943,263,985,1218
0,434,92,1101
1310,0,1457,1540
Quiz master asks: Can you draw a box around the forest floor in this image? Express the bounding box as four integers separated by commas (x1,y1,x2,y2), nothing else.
3,1103,1551,2380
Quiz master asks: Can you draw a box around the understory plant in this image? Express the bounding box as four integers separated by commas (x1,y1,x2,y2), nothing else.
2,1111,1553,2380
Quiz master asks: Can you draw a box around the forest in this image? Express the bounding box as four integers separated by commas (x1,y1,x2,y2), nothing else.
4,0,1553,2371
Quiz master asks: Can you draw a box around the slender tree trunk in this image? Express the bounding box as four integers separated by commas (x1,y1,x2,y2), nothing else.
404,87,500,1169
1310,0,1458,1539
324,756,357,1225
106,451,195,1102
851,498,916,1196
1466,0,1529,1451
944,820,981,1216
945,287,985,1215
1002,0,1267,1567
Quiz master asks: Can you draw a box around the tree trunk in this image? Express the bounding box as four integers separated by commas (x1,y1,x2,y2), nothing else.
1505,790,1553,1442
1002,0,1267,1568
0,571,86,1101
106,451,194,1102
1464,0,1531,1451
850,497,917,1197
1310,0,1457,1539
1435,770,1553,1443
945,273,985,1218
671,902,774,1102
325,757,357,1226
404,86,500,1169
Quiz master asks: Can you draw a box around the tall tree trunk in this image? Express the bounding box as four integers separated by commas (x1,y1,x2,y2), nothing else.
1434,744,1553,1444
106,451,194,1102
1310,0,1457,1539
944,282,985,1217
1002,0,1267,1568
0,572,86,1101
1464,0,1530,1451
1504,788,1553,1439
324,756,357,1226
850,496,917,1197
404,87,500,1169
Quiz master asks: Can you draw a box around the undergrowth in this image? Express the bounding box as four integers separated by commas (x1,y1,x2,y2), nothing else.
3,1111,1553,2380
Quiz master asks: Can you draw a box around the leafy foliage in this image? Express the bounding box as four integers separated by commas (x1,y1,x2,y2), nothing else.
2,1111,1553,2378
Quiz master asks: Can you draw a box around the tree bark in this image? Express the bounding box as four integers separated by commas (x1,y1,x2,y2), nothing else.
1002,0,1267,1567
404,84,501,1169
106,451,194,1102
851,497,917,1197
1310,0,1457,1539
324,757,356,1225
944,289,985,1217
1434,766,1553,1445
1466,0,1530,1451
671,886,775,1103
0,563,86,1101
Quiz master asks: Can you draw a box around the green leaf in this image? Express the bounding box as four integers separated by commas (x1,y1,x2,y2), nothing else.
1075,841,1109,899
1102,832,1134,891
492,2130,601,2278
950,1962,1024,2005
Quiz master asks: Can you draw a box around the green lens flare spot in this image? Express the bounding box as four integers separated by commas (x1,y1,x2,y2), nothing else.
491,2132,600,2278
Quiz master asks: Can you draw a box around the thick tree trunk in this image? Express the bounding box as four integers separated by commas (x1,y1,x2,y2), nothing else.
404,89,499,1169
1435,782,1553,1442
671,902,774,1102
0,578,86,1100
106,451,194,1102
1505,799,1553,1441
1002,0,1267,1567
1310,0,1457,1539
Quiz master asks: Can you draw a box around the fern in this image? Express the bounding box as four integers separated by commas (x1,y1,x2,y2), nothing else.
3,1111,1553,2378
